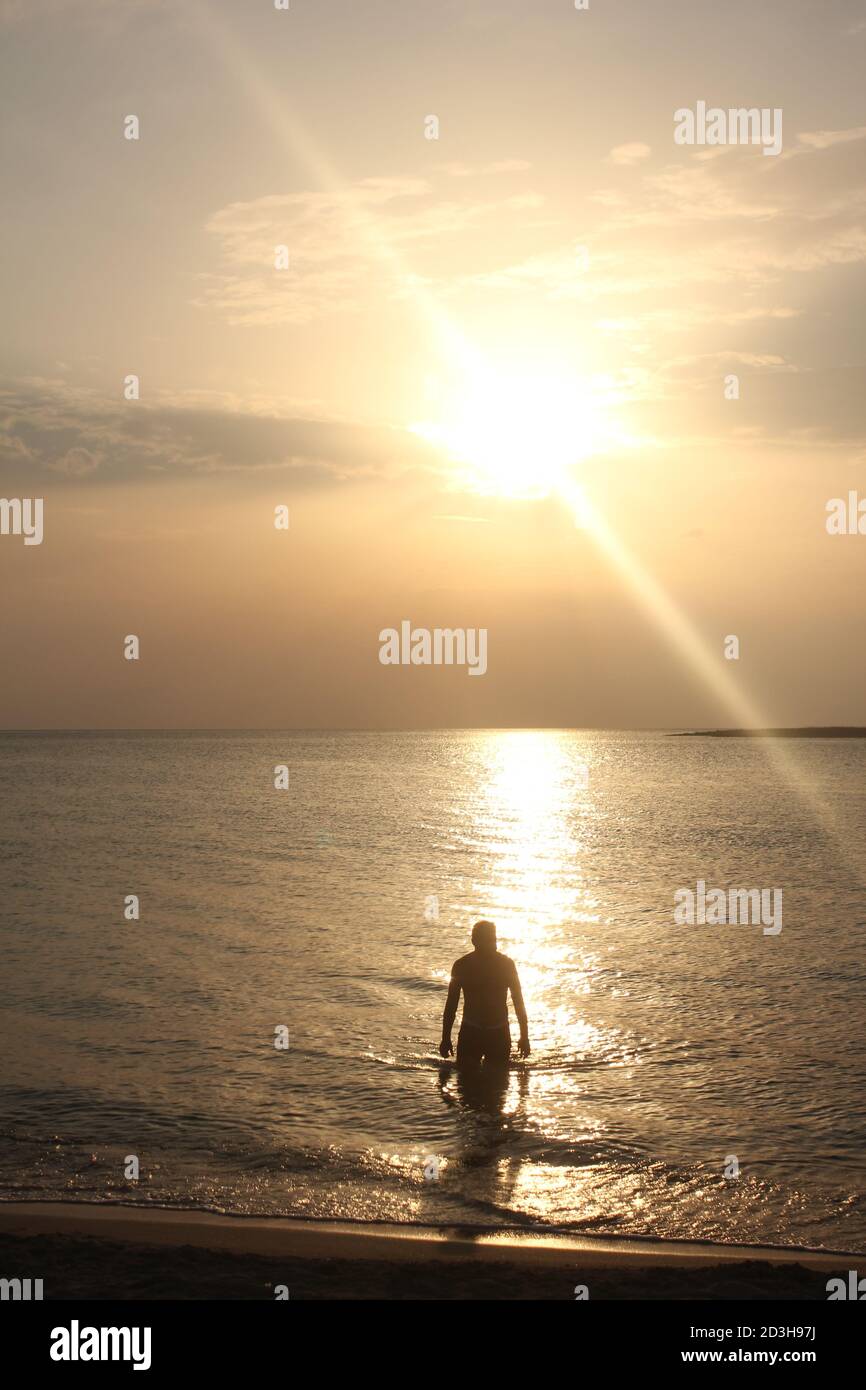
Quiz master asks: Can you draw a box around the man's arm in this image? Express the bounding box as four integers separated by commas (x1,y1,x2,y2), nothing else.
510,965,530,1057
440,974,461,1057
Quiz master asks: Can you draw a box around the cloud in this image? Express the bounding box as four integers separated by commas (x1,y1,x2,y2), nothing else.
197,177,543,326
608,143,652,166
795,126,866,151
50,445,103,477
437,160,532,177
657,350,793,382
455,128,866,313
0,380,439,488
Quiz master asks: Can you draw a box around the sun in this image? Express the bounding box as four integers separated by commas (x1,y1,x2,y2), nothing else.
411,362,622,499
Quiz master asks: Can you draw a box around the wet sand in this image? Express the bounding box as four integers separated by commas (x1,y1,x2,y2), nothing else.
0,1202,851,1300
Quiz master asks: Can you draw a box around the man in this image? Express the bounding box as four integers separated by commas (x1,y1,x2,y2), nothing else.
439,920,530,1064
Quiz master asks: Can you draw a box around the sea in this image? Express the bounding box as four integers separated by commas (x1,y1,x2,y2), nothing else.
1,729,864,1251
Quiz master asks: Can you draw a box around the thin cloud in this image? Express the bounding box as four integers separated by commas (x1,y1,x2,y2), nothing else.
197,177,544,327
795,126,866,151
608,143,652,166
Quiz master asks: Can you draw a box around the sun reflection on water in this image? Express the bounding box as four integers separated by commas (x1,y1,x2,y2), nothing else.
427,730,648,1227
464,731,601,1050
469,729,594,931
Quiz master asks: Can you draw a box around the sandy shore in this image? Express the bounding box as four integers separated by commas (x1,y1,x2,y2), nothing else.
0,1202,853,1299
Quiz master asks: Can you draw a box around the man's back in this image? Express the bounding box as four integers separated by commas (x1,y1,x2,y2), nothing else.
451,949,516,1029
440,921,531,1062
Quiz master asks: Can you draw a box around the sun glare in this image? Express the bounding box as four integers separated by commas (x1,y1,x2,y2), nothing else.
411,364,625,499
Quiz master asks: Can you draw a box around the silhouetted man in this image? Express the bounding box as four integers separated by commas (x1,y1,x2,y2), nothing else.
439,920,530,1065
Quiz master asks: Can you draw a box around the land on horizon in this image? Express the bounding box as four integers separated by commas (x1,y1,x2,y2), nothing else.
671,727,866,738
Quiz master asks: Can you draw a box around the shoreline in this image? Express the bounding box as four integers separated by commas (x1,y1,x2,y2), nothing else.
0,1202,854,1300
670,727,866,738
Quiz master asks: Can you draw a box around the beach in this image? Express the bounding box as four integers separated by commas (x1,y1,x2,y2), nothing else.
0,1203,851,1300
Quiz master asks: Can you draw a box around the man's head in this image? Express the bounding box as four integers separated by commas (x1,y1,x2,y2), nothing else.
471,919,497,953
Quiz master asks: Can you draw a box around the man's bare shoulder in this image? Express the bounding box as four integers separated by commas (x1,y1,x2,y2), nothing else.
451,953,474,976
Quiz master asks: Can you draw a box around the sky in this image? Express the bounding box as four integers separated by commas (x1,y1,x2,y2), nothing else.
1,0,864,729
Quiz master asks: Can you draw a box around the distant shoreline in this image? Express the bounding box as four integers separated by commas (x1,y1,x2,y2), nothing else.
670,728,866,738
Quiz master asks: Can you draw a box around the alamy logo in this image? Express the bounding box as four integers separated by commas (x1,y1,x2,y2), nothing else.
674,102,782,156
379,621,487,676
50,1321,152,1371
826,492,866,534
826,1271,866,1299
0,1276,43,1300
674,881,782,935
0,497,43,545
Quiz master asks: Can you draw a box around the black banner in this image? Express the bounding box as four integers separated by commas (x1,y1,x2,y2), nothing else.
3,1298,862,1376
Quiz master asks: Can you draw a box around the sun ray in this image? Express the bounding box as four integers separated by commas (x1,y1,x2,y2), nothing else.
189,0,484,387
557,476,865,885
191,4,861,886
